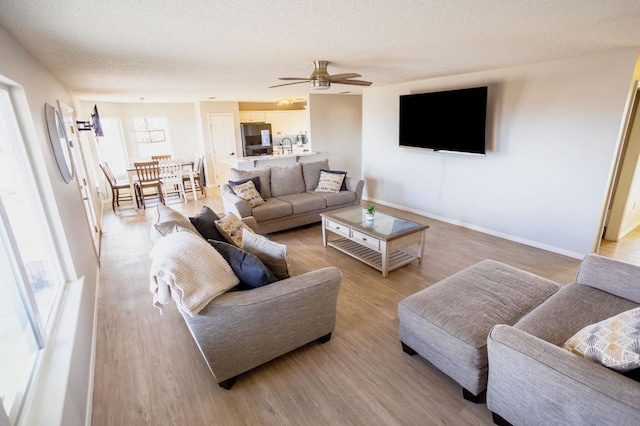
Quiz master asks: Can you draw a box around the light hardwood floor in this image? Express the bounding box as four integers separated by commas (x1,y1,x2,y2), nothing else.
93,189,585,425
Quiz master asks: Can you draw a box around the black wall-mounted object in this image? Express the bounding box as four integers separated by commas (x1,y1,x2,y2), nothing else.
399,86,488,155
76,104,104,137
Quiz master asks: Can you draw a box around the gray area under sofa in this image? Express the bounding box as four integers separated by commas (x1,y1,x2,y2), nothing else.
487,255,640,426
221,160,364,234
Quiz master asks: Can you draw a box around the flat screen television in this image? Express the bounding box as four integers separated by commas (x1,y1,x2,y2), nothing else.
399,86,488,155
90,104,104,137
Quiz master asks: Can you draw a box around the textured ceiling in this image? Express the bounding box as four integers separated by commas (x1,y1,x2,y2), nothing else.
1,1,639,103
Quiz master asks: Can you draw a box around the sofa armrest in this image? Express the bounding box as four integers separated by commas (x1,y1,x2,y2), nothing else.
240,216,259,233
220,184,252,218
180,266,342,382
345,177,364,203
487,324,640,426
576,255,640,303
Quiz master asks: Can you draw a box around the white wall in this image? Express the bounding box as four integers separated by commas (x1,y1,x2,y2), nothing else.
0,24,99,425
308,94,362,177
362,49,639,257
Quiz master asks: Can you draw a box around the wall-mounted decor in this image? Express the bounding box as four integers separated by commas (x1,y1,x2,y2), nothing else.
45,103,73,183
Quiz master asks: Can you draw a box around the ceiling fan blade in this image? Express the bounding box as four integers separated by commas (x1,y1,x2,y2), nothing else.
334,79,373,86
327,73,361,81
278,77,311,81
268,81,310,88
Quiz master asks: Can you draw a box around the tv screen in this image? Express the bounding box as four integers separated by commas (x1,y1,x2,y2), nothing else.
91,104,104,137
399,86,488,155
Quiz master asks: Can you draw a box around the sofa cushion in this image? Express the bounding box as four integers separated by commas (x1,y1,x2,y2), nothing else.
250,198,293,222
562,307,640,372
311,190,356,207
189,206,225,242
514,284,640,346
230,180,265,208
228,176,261,195
151,203,199,242
230,168,271,199
277,192,327,215
301,159,329,191
315,170,346,193
209,240,278,290
270,164,305,197
242,228,292,280
215,212,255,247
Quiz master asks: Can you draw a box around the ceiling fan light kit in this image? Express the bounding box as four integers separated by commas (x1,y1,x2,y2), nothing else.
270,60,372,90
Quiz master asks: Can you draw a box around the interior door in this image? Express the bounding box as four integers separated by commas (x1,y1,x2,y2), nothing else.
58,102,101,255
208,113,237,186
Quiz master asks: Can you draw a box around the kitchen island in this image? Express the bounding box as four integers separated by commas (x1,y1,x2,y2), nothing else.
222,150,319,170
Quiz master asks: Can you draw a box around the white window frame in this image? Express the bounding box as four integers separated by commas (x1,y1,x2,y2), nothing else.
0,80,74,424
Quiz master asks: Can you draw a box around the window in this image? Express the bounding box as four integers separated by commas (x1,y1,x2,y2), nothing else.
96,117,129,176
0,86,65,423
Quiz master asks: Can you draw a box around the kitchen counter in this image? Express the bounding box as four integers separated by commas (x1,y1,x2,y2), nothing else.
222,151,318,170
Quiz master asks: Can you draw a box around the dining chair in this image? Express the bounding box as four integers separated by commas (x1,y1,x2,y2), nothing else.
151,154,172,161
159,162,187,203
183,155,206,197
134,161,165,208
99,162,141,210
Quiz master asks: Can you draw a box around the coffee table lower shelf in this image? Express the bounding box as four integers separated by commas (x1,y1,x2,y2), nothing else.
327,238,418,275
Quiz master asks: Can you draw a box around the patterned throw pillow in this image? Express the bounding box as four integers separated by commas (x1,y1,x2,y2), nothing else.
214,212,254,247
231,180,265,208
315,170,345,193
563,307,640,372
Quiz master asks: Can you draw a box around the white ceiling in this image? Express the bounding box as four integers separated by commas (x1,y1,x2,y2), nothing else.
1,1,640,103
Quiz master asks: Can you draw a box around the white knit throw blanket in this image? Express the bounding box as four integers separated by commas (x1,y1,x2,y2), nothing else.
149,230,238,317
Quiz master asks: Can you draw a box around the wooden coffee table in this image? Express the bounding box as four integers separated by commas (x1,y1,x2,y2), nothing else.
321,207,429,277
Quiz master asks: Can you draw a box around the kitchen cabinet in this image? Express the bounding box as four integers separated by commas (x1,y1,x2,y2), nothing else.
241,110,307,135
239,111,266,123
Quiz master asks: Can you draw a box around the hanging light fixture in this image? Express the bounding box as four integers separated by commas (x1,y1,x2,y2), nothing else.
131,97,166,143
276,98,293,106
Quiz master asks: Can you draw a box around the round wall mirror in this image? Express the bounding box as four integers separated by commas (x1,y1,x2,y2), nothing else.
45,103,73,183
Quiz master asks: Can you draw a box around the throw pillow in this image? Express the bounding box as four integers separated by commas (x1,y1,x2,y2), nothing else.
229,168,271,198
151,203,199,242
229,176,261,194
230,180,266,208
315,170,345,193
563,307,640,372
189,206,225,242
320,169,348,191
214,212,254,247
149,230,239,317
301,159,330,191
241,228,292,280
209,240,278,290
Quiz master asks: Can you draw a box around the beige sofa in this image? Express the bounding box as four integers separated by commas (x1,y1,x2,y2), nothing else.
221,160,364,234
148,204,342,389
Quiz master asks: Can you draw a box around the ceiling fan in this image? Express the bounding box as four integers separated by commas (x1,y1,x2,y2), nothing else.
269,60,372,90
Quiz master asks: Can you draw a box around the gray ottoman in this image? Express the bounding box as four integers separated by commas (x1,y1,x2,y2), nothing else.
398,259,559,402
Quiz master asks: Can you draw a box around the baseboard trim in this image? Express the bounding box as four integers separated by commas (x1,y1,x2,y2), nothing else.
363,197,584,260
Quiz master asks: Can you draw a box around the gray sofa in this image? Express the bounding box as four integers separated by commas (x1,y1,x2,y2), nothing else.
221,160,364,234
487,255,640,426
149,204,342,389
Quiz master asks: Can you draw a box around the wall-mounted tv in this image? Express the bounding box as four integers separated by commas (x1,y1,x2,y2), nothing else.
399,86,488,155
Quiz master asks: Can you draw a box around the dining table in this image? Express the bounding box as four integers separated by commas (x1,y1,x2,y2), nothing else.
127,160,198,210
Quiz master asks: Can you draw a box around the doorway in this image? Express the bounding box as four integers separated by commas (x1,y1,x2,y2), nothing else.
598,83,640,266
208,114,237,186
